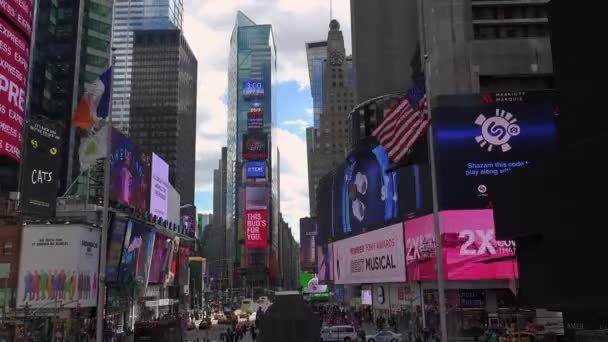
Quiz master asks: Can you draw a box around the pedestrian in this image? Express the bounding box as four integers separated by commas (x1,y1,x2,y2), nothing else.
251,326,257,342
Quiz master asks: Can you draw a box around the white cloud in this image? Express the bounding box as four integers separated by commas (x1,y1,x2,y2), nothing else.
282,119,309,133
305,107,314,116
184,0,351,227
276,128,310,241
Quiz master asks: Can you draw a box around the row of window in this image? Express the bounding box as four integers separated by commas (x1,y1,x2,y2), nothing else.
0,241,12,256
474,24,549,39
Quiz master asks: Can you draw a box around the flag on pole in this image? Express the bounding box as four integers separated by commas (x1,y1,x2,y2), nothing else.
72,67,113,129
372,74,430,163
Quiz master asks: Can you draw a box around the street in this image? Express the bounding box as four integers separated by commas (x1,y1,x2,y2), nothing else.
184,324,256,342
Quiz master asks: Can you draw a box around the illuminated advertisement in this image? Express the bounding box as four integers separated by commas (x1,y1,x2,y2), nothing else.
404,209,518,281
0,16,31,161
333,223,406,285
300,272,328,294
242,132,268,160
299,217,318,272
317,243,334,283
247,102,264,129
245,209,268,249
242,80,264,100
245,186,267,210
245,161,266,178
148,233,170,284
180,205,196,237
178,246,191,286
106,216,128,283
433,91,557,209
149,153,169,220
118,220,156,284
361,286,372,305
110,129,150,215
0,0,33,37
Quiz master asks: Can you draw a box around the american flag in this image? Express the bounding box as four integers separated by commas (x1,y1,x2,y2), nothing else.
372,73,430,163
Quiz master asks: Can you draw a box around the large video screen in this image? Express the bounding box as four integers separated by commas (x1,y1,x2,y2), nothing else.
118,220,156,283
432,91,557,210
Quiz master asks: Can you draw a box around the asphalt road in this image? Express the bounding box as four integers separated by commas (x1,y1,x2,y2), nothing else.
184,324,256,342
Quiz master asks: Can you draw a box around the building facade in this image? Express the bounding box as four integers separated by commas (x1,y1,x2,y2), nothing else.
128,29,197,205
111,0,183,133
305,41,327,129
226,11,279,288
306,20,355,217
278,215,299,291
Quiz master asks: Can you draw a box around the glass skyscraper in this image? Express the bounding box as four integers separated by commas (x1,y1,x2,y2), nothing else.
306,41,327,129
226,11,278,288
111,0,183,133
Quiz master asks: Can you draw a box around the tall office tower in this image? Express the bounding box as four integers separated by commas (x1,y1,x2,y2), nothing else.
128,29,197,205
305,127,317,215
27,0,113,193
349,0,553,143
305,41,327,129
111,0,183,134
226,11,278,288
307,20,355,216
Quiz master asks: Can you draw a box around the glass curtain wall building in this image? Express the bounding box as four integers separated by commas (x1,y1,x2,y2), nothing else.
111,0,183,134
305,41,327,130
227,11,278,288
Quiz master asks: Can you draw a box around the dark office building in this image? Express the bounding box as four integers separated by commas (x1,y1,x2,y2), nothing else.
129,29,197,205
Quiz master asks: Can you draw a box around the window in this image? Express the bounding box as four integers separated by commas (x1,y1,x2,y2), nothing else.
3,241,12,256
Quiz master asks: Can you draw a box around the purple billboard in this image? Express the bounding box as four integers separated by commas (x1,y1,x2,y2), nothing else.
150,153,169,220
148,233,170,284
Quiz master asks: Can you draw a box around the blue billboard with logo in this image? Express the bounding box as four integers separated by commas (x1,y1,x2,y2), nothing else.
246,161,266,178
432,91,557,210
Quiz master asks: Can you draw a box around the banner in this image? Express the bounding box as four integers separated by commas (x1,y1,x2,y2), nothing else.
404,209,519,281
148,233,170,284
118,220,156,284
242,132,268,160
17,224,100,308
19,118,63,217
0,0,33,37
247,103,264,129
372,284,390,310
299,217,318,272
245,186,268,210
150,153,169,220
245,210,268,249
333,223,406,285
106,216,127,282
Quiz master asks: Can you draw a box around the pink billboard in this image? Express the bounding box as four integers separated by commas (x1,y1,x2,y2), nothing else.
0,16,30,161
404,209,518,281
0,0,33,37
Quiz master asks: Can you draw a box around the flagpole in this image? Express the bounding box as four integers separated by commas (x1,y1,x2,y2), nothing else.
417,0,449,340
96,52,115,342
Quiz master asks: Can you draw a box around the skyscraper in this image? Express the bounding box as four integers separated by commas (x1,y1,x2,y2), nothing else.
226,11,278,288
128,29,197,205
305,41,327,129
306,20,355,217
111,0,183,133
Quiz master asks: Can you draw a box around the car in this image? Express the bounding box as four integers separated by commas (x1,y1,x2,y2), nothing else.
198,319,211,330
366,330,403,342
320,325,357,342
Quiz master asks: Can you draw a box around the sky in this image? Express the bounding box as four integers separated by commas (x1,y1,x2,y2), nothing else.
183,0,353,241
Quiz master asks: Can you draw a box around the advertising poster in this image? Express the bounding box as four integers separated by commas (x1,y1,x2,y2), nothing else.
373,284,390,310
389,283,413,307
149,153,169,220
106,216,128,282
397,162,433,219
333,223,406,285
242,132,268,160
245,161,266,179
118,220,156,284
242,80,264,100
317,243,334,283
178,246,191,287
17,224,100,308
0,16,31,161
338,141,399,239
110,129,150,215
299,217,318,272
148,233,170,284
247,103,264,129
0,0,33,37
361,286,372,305
19,118,63,217
245,209,268,249
164,237,179,286
300,272,328,294
245,186,268,210
432,91,557,210
404,209,519,281
180,205,196,237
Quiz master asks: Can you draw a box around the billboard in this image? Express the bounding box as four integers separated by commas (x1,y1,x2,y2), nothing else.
148,233,170,284
118,220,156,284
245,186,267,210
106,216,127,283
149,153,169,220
432,91,557,210
300,272,328,294
247,103,264,129
180,205,196,237
316,243,334,283
245,210,268,249
404,209,519,281
178,246,191,287
245,161,266,178
242,132,268,160
19,119,63,216
299,217,318,272
17,224,100,308
110,129,150,215
0,0,33,37
333,223,406,285
242,80,264,100
0,16,31,161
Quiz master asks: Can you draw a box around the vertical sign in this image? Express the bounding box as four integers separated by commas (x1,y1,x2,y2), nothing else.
245,210,268,249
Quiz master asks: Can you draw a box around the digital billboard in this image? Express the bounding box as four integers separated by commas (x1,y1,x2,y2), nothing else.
178,246,191,287
148,233,170,284
242,132,268,160
432,91,557,210
333,223,406,285
0,16,31,161
404,209,519,281
242,80,264,100
300,272,328,294
149,153,169,220
0,0,33,37
19,118,63,217
110,129,150,215
317,243,334,283
118,220,156,284
180,205,196,237
245,210,268,249
245,161,266,178
17,224,100,308
299,217,318,272
247,103,264,129
106,216,127,283
245,186,267,210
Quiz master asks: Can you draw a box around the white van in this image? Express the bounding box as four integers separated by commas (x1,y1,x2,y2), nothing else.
320,325,357,342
